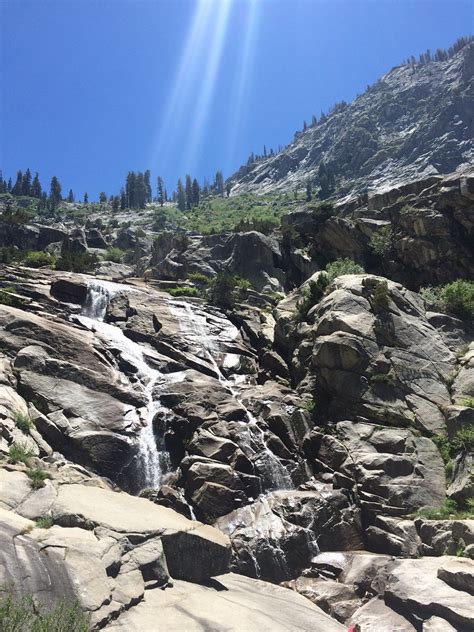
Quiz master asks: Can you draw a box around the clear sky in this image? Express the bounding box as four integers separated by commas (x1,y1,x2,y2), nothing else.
1,0,472,200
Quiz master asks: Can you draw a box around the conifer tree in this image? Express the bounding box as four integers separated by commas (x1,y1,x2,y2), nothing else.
99,192,107,204
12,170,23,196
21,168,32,196
192,178,200,207
306,179,312,201
67,189,75,203
214,170,224,197
120,189,126,210
49,176,62,209
185,175,193,210
144,170,152,203
226,182,231,198
31,173,42,198
177,179,186,211
7,178,12,193
157,176,164,207
112,196,120,212
84,192,89,204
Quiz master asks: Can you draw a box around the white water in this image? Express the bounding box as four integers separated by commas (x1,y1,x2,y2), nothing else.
80,280,170,490
169,301,293,491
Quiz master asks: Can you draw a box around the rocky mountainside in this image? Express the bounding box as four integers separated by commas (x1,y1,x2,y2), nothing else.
229,41,474,199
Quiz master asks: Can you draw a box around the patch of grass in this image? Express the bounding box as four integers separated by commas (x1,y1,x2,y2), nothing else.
8,443,34,465
459,396,474,408
35,517,54,529
187,272,212,287
0,287,25,308
451,427,474,452
26,467,51,490
14,412,33,434
0,591,90,632
370,373,395,386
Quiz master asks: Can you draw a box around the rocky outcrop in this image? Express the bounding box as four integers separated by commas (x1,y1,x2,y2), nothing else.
229,41,474,198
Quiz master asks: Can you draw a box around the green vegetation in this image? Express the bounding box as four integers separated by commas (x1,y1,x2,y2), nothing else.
26,467,51,490
0,287,25,307
55,251,99,273
187,272,212,287
103,247,124,263
8,443,34,465
0,591,90,632
416,498,473,520
363,277,390,311
296,274,329,319
167,286,202,298
419,280,473,321
370,373,395,386
35,517,54,529
325,258,365,283
207,272,252,308
459,396,474,408
14,412,33,434
433,428,474,481
23,251,56,268
369,225,393,257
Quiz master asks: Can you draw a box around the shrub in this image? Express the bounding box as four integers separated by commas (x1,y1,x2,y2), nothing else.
22,251,56,268
103,247,124,263
35,517,54,529
459,396,474,408
167,286,202,298
14,412,33,434
188,272,211,287
8,443,34,465
363,278,390,311
370,373,395,386
296,274,329,319
55,251,99,273
369,225,393,257
440,279,474,321
419,285,443,310
451,427,474,452
0,246,21,264
208,271,238,308
0,287,25,307
0,592,90,632
416,498,464,520
26,467,51,490
325,258,365,283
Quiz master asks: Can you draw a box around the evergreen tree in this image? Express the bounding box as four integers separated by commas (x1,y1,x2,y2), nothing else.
49,176,62,208
120,188,126,210
0,171,4,193
164,189,168,202
99,192,107,204
12,170,23,196
67,189,75,203
177,179,186,211
214,170,224,197
157,176,165,207
192,178,200,207
112,196,120,212
306,179,312,202
21,168,32,196
144,169,152,203
202,178,209,197
226,182,231,198
7,178,12,193
31,172,42,198
135,172,148,209
84,192,89,204
185,175,193,210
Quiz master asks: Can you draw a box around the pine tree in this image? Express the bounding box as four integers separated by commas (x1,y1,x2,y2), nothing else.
192,178,200,207
164,189,168,202
112,196,120,212
21,168,32,196
157,176,165,207
67,189,75,203
226,182,231,198
99,192,107,204
7,178,12,193
84,192,89,204
144,169,152,203
306,179,312,201
31,173,42,198
12,170,23,196
177,179,186,211
214,170,224,197
185,175,193,210
0,171,4,194
49,176,62,208
120,188,126,210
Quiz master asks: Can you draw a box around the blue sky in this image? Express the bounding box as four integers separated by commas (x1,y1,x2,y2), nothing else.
1,0,472,200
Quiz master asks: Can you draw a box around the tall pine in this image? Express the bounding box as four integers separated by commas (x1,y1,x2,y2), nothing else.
177,179,186,211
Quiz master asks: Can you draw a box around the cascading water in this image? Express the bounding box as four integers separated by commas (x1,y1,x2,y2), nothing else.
80,279,170,490
169,300,293,491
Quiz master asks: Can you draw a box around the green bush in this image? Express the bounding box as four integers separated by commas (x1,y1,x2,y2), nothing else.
419,285,443,309
0,592,90,632
103,247,124,263
325,258,365,283
208,271,238,308
369,225,393,257
440,279,474,321
363,278,390,311
0,287,25,307
188,272,212,287
296,274,330,319
26,467,51,490
35,517,54,529
167,286,202,298
23,251,56,268
451,427,474,452
8,443,34,465
416,498,471,520
0,246,22,264
55,252,99,273
460,396,474,408
14,412,33,434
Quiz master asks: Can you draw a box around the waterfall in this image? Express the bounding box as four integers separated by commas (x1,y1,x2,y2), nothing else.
169,300,294,492
80,280,170,491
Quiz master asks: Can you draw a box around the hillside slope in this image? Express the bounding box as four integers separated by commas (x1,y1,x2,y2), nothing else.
229,41,474,199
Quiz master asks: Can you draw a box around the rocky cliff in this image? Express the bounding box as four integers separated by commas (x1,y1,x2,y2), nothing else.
229,41,474,199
